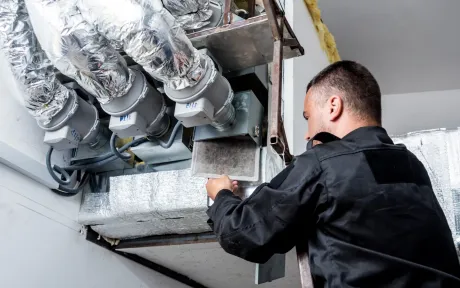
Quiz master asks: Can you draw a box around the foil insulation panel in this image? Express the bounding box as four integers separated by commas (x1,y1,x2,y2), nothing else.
79,147,281,239
77,0,206,90
0,0,71,124
79,169,210,239
393,128,460,252
25,0,134,104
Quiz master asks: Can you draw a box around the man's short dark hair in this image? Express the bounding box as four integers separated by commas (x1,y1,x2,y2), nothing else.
306,60,381,124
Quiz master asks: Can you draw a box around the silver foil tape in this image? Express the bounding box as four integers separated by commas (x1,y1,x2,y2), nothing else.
91,213,211,239
79,169,211,239
77,0,206,90
393,128,460,252
0,0,71,124
25,0,134,104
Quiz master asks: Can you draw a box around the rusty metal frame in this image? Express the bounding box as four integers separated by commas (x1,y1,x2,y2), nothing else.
262,0,301,165
223,0,233,24
191,0,303,164
247,0,256,18
297,245,314,288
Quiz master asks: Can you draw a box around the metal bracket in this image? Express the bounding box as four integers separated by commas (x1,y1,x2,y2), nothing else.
255,254,286,284
262,0,296,165
193,91,264,146
189,6,303,72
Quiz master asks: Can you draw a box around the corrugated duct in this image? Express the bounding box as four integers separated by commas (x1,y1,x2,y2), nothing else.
77,0,206,90
0,0,72,125
160,0,212,30
24,0,134,104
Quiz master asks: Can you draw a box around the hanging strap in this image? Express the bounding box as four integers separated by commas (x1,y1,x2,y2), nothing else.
306,132,341,150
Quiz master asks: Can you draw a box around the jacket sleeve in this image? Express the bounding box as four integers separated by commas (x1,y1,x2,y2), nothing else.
206,150,325,263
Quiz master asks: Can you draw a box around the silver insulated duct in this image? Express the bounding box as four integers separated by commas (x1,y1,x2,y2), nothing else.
25,0,169,138
0,0,71,125
78,0,235,130
77,0,205,91
0,0,99,150
24,0,134,104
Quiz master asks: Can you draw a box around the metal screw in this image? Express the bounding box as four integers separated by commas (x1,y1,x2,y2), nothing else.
254,125,260,137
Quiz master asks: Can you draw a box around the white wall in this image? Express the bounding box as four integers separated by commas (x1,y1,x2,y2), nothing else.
283,0,330,156
383,89,460,135
0,162,190,288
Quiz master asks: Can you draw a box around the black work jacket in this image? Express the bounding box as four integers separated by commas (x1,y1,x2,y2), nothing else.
207,126,460,287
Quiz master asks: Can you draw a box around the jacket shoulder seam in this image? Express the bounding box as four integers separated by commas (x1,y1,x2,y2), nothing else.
318,147,406,162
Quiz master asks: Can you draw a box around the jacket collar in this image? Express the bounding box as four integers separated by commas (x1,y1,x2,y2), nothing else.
307,126,393,151
342,126,393,145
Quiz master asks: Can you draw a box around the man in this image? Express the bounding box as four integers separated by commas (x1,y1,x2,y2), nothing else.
206,61,460,287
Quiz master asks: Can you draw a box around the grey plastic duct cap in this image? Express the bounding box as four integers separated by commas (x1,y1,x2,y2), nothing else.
102,69,169,137
38,91,99,145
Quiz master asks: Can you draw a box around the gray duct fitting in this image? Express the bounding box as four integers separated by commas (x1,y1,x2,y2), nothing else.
41,92,100,150
165,54,235,131
103,69,169,138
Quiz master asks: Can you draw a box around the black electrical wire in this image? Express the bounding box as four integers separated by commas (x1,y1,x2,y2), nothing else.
69,151,113,166
160,121,182,149
46,136,148,188
64,137,148,171
46,146,72,186
149,121,182,149
46,123,181,196
52,172,90,197
110,133,132,160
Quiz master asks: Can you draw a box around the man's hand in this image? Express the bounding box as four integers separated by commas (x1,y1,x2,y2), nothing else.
206,175,238,200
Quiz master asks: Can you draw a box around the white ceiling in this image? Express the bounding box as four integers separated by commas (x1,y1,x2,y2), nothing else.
318,0,460,95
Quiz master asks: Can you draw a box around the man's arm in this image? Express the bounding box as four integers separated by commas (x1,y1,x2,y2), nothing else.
206,151,324,263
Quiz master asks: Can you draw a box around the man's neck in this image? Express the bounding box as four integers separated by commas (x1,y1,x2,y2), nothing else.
333,120,380,138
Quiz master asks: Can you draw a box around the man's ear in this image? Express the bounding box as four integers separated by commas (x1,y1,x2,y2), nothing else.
328,95,343,121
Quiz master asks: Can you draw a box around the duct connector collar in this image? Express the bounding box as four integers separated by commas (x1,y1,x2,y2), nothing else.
165,54,235,131
41,90,102,151
104,69,170,139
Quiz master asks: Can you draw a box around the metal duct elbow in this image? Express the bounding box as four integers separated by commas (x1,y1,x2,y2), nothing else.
77,0,205,90
24,0,134,104
0,0,71,125
145,0,213,30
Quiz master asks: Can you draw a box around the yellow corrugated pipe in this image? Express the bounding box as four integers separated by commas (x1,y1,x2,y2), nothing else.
304,0,341,63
